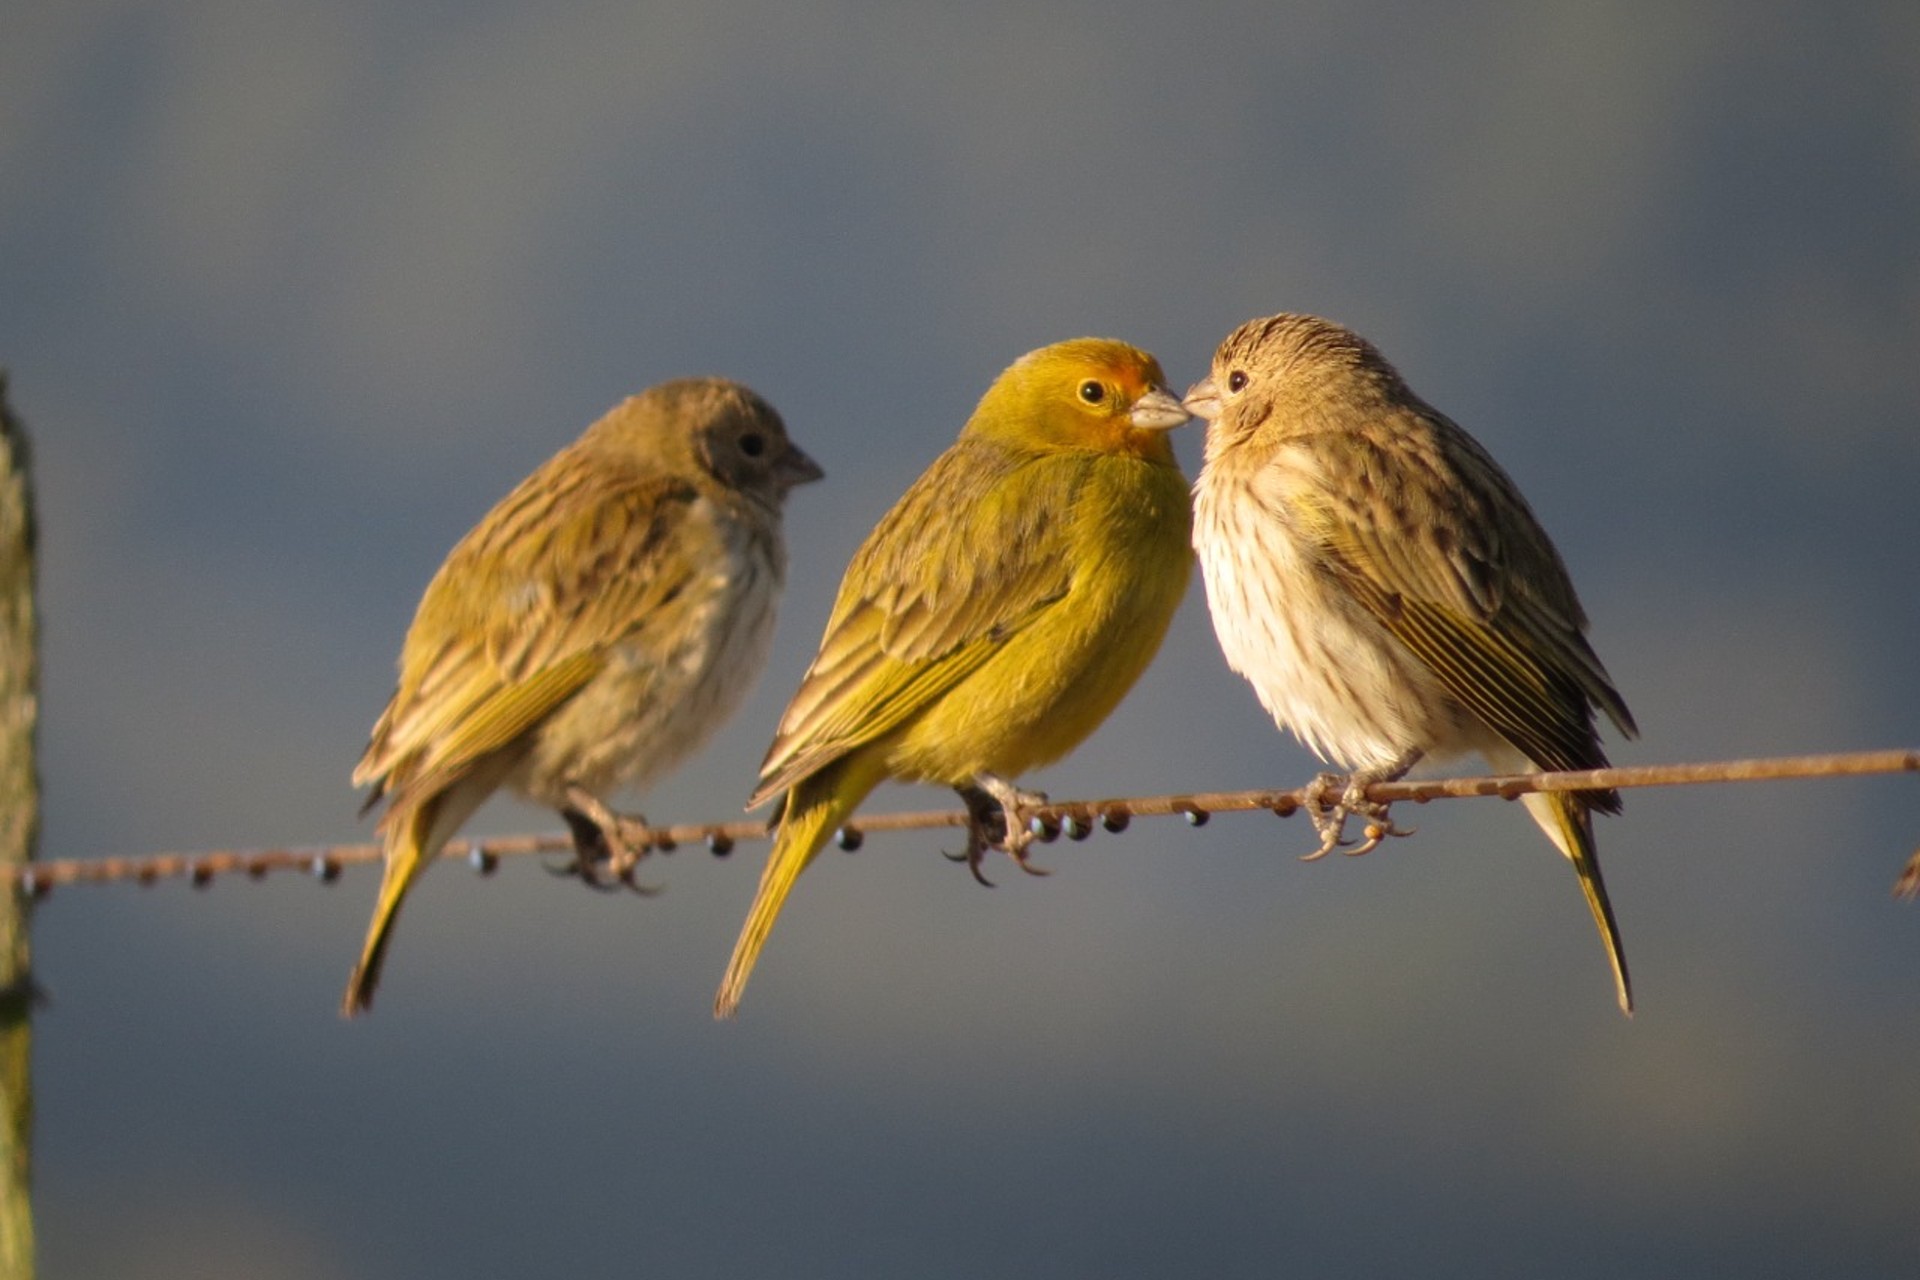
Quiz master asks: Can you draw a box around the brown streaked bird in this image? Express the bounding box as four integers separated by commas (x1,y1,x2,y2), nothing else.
713,338,1194,1018
343,378,822,1016
1187,312,1638,1014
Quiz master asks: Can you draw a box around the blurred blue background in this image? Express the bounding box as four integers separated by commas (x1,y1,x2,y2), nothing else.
5,2,1918,1276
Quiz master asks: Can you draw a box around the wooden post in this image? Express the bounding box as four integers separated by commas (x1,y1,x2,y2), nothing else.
0,373,38,1280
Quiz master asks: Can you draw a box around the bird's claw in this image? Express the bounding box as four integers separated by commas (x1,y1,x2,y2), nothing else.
1299,772,1414,861
949,779,1053,885
943,821,1002,887
555,798,662,895
1343,815,1414,857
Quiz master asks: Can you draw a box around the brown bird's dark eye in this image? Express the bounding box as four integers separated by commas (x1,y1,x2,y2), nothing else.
1228,370,1249,392
738,432,767,457
1078,380,1105,404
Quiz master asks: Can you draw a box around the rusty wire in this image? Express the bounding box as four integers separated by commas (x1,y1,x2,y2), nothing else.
10,748,1919,897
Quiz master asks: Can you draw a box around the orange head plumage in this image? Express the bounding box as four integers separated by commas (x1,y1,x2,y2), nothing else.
960,337,1189,462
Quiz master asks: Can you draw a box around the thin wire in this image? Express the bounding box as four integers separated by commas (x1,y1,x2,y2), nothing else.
12,747,1919,895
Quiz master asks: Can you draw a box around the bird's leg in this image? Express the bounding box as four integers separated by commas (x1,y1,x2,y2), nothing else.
1300,750,1421,861
1299,772,1349,860
556,806,616,890
553,784,660,894
947,785,1006,886
975,772,1053,878
946,774,1052,886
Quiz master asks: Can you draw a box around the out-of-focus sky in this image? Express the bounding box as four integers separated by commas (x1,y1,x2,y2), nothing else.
6,2,1918,1276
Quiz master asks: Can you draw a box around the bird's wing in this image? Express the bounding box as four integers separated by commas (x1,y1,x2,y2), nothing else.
750,442,1075,806
1292,413,1630,778
355,468,708,810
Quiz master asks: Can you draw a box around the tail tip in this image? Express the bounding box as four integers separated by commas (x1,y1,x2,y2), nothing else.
340,971,375,1020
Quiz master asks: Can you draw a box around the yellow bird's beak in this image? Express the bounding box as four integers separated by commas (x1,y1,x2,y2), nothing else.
1181,376,1222,424
1129,385,1192,432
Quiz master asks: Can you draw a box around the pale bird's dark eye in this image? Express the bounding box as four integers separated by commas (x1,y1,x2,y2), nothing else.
738,432,767,458
1227,370,1249,392
1078,380,1105,405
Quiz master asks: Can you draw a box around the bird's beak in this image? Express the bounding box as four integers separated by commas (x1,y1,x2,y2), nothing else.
1181,376,1222,423
777,445,826,490
1129,385,1192,432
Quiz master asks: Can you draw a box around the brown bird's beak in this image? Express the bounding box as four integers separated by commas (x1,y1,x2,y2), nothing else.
776,445,826,491
1181,376,1222,423
1128,385,1192,432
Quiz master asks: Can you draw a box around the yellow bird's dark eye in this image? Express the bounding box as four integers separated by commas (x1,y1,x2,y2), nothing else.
1227,370,1249,392
1078,380,1105,404
738,432,766,458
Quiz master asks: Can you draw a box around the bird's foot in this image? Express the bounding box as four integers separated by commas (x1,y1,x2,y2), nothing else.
946,775,1052,886
1299,771,1415,861
551,787,661,894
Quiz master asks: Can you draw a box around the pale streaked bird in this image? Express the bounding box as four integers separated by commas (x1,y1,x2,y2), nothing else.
1187,312,1637,1014
344,377,822,1016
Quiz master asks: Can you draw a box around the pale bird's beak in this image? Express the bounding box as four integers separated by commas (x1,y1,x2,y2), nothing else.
1128,385,1192,432
777,445,826,491
1181,376,1222,423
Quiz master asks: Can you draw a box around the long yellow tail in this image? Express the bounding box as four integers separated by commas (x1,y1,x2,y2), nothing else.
1520,788,1633,1016
715,758,879,1019
341,798,443,1018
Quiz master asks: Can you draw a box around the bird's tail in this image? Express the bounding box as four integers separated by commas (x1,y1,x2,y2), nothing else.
341,795,450,1018
715,758,879,1019
1520,787,1633,1017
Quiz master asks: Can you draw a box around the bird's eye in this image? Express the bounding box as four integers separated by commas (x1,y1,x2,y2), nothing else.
738,432,767,458
1227,370,1249,393
1078,380,1106,405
